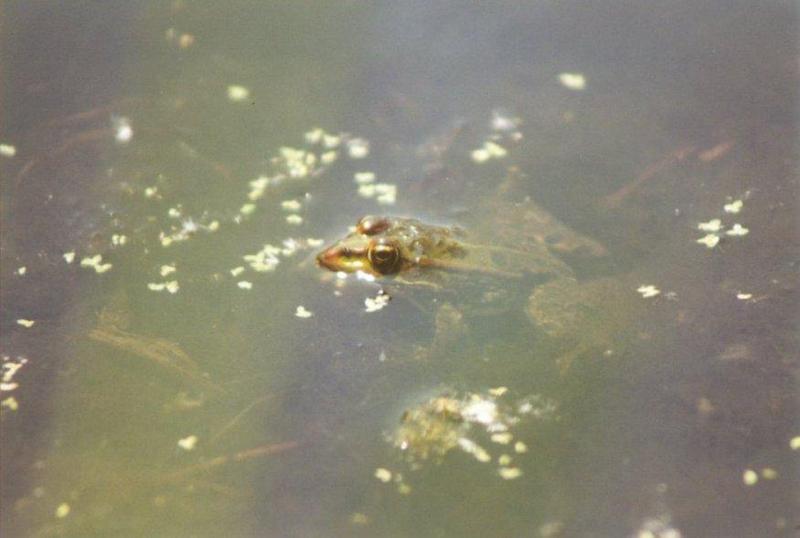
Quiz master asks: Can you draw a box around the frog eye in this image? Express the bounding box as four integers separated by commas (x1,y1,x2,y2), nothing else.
357,216,390,236
368,239,402,274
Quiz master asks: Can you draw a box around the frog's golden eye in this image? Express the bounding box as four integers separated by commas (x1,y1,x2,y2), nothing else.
357,216,390,236
368,239,401,274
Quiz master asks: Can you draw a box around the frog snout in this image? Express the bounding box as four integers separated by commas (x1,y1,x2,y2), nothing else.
316,248,338,271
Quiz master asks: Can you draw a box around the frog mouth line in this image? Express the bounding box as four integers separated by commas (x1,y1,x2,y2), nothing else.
316,247,365,273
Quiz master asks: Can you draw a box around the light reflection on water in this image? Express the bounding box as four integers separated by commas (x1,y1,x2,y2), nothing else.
1,2,797,537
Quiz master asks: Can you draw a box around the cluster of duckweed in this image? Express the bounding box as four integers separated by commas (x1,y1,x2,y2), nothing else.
469,110,523,164
696,196,750,249
373,387,557,495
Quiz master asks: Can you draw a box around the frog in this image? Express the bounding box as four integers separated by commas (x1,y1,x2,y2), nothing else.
316,144,640,371
316,200,620,370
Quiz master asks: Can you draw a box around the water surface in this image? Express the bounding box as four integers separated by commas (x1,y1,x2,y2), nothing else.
1,2,797,537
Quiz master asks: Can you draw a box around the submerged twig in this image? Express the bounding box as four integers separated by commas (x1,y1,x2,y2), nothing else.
161,441,299,483
207,396,272,445
599,145,696,209
88,325,224,395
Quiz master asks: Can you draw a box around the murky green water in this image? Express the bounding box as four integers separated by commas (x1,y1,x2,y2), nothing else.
2,2,798,537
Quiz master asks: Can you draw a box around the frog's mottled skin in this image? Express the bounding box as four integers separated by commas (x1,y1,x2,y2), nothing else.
316,215,472,279
316,176,623,368
316,213,573,285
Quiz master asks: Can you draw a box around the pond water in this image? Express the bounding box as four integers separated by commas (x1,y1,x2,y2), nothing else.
1,2,798,537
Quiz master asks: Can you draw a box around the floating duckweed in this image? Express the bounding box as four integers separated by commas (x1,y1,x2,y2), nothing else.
240,203,257,216
304,128,324,144
374,468,392,483
283,239,302,256
724,200,743,214
237,281,253,290
491,432,513,445
488,387,508,397
63,252,75,264
178,33,195,49
461,398,499,426
16,319,35,328
177,435,198,451
0,143,17,157
55,503,71,518
227,84,250,102
364,293,390,313
112,116,133,144
354,172,376,184
350,513,369,525
111,234,127,246
558,72,586,90
516,395,558,418
726,224,749,237
281,199,302,211
322,134,341,149
742,469,758,486
484,141,508,158
248,176,270,201
144,186,158,198
3,357,27,384
761,468,778,480
355,270,376,282
81,254,103,267
286,214,303,225
697,219,723,233
347,138,370,159
498,467,523,480
514,441,528,453
791,436,800,450
243,244,281,272
207,220,220,232
696,234,720,249
295,306,313,318
1,396,19,411
147,281,179,294
358,183,397,205
471,148,491,163
320,151,338,165
168,207,182,218
230,266,245,277
637,285,661,298
391,388,551,481
160,264,176,277
491,110,522,132
458,438,492,463
277,147,308,178
472,139,510,163
80,254,112,273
